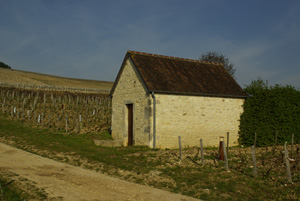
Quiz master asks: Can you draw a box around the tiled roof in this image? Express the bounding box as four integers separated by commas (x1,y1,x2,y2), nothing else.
128,50,222,65
111,50,248,98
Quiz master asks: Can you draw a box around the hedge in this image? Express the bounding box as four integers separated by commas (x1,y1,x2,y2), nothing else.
239,79,300,146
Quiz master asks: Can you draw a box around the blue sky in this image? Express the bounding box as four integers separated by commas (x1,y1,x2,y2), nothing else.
1,0,300,89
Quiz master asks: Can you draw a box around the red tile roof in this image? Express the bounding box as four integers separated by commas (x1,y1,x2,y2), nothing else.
111,50,247,98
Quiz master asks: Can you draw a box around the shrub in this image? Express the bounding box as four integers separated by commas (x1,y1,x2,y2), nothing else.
239,79,300,146
0,61,12,69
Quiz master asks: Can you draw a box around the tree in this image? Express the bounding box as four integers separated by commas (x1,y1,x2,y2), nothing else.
200,51,236,79
0,61,12,69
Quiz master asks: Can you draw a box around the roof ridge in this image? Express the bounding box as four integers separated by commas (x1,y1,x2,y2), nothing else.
127,50,223,66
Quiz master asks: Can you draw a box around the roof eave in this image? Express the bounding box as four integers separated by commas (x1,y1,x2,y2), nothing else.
149,90,248,99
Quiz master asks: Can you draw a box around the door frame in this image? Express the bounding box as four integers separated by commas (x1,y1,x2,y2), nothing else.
126,103,133,146
124,102,134,146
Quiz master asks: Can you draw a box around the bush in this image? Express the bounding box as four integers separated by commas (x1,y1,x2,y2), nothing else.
0,61,12,69
239,79,300,146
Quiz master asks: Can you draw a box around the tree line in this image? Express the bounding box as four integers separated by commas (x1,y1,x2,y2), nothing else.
0,61,12,69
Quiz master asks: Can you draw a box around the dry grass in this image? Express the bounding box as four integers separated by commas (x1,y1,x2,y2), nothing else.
0,68,113,90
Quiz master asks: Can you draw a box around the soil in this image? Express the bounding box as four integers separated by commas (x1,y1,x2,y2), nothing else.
0,142,200,201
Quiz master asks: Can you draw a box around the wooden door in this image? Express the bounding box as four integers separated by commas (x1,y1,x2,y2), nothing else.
127,104,133,146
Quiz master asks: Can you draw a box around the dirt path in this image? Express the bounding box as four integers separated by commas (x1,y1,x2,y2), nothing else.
0,143,200,201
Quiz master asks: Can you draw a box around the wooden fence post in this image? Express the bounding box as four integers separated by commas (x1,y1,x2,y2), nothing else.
65,117,68,133
178,136,182,160
227,132,230,156
27,110,30,121
252,145,258,178
48,113,51,128
284,141,292,183
291,133,294,157
17,107,20,119
76,118,79,134
200,139,204,165
33,111,37,123
57,115,60,131
41,112,44,127
87,114,90,131
275,130,278,147
79,115,82,130
222,141,229,171
11,105,14,118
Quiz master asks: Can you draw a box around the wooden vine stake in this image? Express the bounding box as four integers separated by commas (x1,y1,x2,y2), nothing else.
226,132,230,156
57,115,60,131
65,117,68,133
17,107,20,119
178,136,182,160
284,141,292,183
222,141,229,171
275,130,278,146
79,115,82,130
76,118,79,134
34,111,37,123
11,105,14,118
200,139,204,165
291,133,294,157
41,112,44,127
273,130,278,154
2,98,4,113
251,145,258,178
48,113,52,128
27,110,30,121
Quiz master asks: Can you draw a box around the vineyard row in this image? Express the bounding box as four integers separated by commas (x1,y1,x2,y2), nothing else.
0,81,110,94
0,87,112,134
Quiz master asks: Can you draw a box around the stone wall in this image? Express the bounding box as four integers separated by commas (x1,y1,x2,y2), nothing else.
111,58,152,146
155,94,244,148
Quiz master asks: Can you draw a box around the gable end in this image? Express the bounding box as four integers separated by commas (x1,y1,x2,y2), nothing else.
110,52,150,97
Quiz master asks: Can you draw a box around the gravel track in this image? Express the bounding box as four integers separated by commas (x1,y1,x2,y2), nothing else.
0,142,200,201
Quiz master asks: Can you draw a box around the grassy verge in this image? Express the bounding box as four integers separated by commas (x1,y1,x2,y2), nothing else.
0,115,299,200
0,173,47,201
0,178,24,201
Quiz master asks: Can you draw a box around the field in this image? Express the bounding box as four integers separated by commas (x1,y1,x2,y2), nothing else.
0,68,113,93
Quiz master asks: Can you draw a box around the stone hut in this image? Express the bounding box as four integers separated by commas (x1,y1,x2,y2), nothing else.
110,50,247,148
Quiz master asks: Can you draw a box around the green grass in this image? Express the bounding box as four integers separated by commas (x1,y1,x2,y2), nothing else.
0,174,48,201
0,115,153,173
0,178,26,201
0,115,299,200
85,131,113,140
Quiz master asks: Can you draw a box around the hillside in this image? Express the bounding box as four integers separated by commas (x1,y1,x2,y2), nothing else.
0,68,114,92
